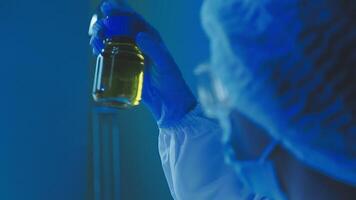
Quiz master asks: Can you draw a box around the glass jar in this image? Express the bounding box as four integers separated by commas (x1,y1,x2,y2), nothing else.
93,37,145,109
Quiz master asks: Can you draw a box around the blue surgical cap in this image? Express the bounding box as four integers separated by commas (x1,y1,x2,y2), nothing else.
201,0,356,186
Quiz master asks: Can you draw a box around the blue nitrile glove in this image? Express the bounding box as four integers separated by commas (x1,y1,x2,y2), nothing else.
89,1,197,126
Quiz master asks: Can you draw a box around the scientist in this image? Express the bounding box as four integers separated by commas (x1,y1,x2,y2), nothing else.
90,0,356,199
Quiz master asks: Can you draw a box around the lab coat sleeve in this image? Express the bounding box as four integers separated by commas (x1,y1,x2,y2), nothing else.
158,105,254,200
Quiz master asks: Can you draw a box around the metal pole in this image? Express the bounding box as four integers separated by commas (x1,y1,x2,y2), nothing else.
91,107,120,200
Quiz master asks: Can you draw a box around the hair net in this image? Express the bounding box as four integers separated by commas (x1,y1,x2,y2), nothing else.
201,0,356,185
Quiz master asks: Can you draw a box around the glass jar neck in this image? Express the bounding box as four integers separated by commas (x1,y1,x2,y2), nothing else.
102,37,144,61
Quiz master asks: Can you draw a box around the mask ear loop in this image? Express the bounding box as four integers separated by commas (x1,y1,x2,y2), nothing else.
258,140,278,164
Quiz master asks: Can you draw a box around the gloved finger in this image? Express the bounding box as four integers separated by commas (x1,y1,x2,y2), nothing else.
90,35,105,55
100,0,135,17
90,17,142,55
135,32,178,73
99,0,153,36
89,14,144,54
101,3,159,40
89,20,107,55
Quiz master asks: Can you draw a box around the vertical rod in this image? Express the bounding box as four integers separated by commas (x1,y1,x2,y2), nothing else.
91,108,120,200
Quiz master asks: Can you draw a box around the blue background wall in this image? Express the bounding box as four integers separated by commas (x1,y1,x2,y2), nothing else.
0,1,90,199
0,0,208,199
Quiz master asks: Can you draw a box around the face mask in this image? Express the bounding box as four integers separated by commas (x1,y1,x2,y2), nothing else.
234,141,286,200
195,63,287,200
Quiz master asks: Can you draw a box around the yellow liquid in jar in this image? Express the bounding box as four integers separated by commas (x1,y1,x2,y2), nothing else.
93,38,145,109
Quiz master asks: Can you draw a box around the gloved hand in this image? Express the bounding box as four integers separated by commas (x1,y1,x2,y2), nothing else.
89,1,197,126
